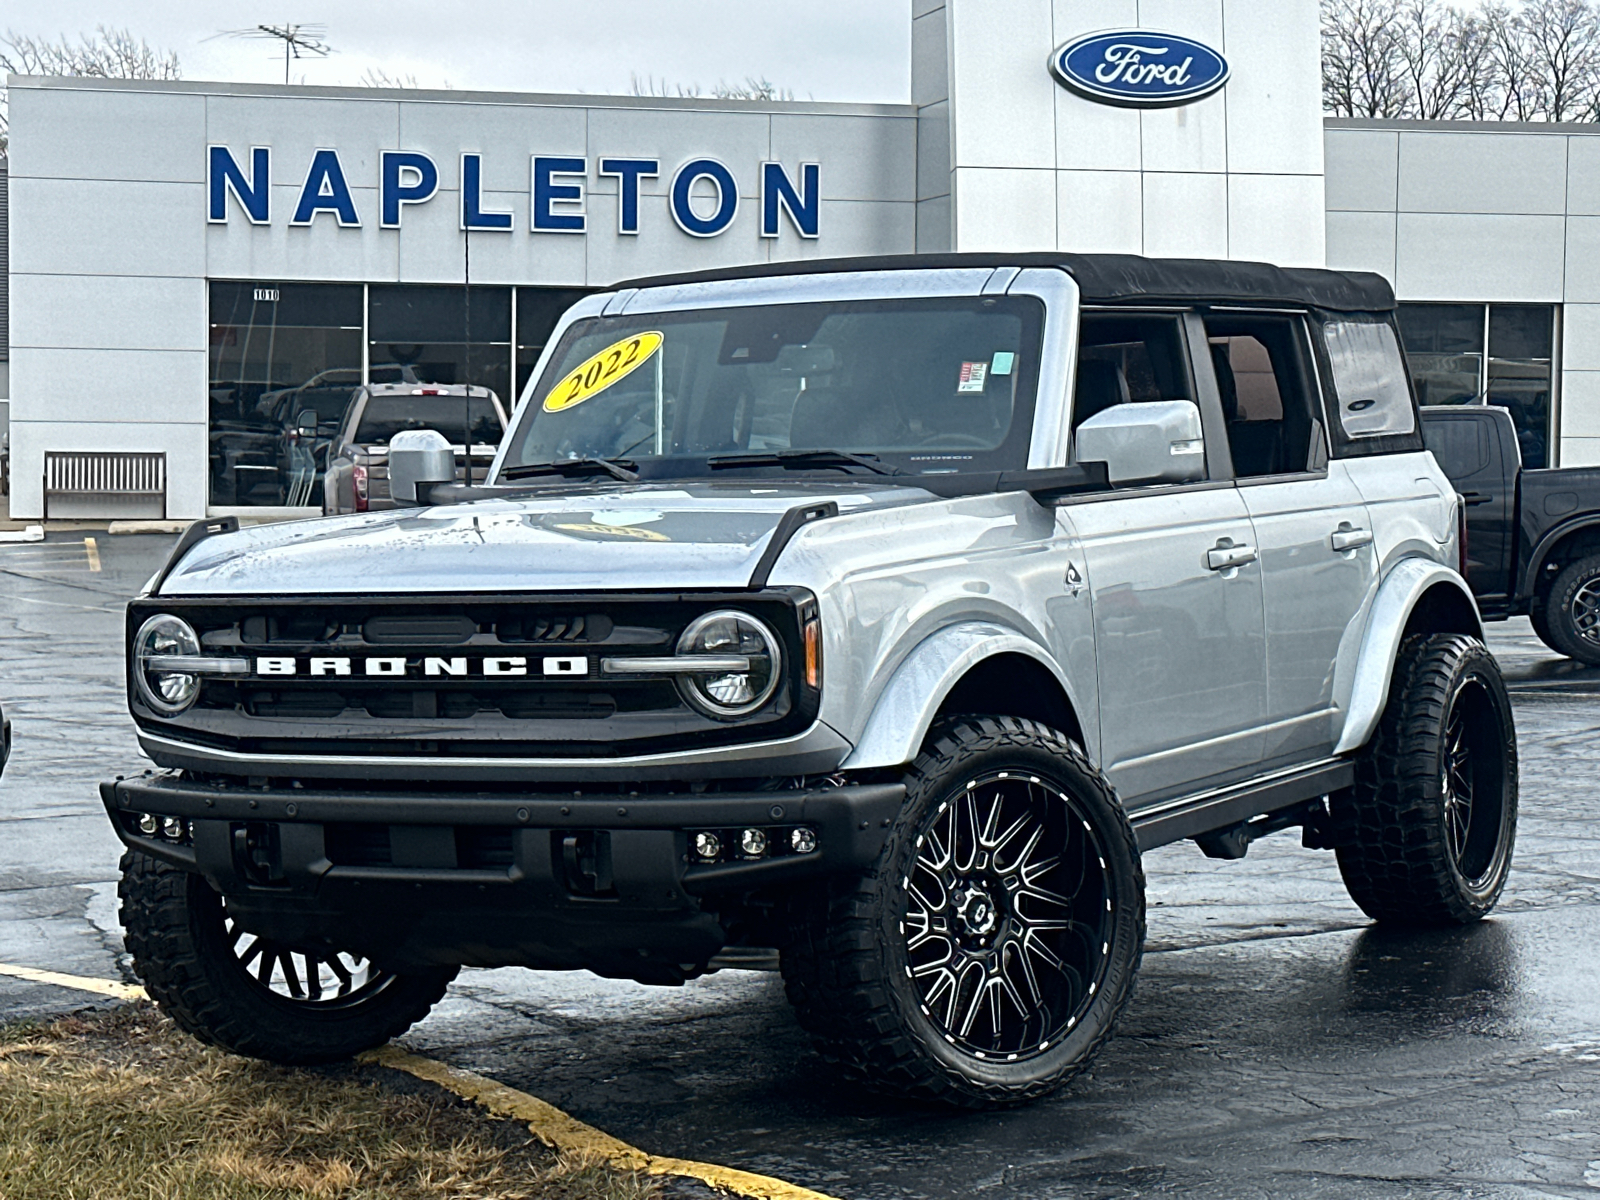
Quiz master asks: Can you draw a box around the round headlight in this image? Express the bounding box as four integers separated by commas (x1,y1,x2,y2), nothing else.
675,610,782,718
133,614,203,715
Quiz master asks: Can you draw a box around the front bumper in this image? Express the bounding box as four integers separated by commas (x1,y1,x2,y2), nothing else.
102,772,904,978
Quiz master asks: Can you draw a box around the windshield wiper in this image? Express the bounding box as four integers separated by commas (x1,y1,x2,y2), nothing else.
500,456,639,483
708,450,903,477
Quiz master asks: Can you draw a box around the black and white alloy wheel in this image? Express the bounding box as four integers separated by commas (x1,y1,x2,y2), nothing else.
225,915,396,1009
782,717,1144,1108
119,850,456,1063
902,771,1114,1064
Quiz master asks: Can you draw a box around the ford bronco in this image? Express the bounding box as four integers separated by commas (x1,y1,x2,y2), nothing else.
104,253,1517,1107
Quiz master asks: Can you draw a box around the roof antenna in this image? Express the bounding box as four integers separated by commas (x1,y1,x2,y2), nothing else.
214,24,332,85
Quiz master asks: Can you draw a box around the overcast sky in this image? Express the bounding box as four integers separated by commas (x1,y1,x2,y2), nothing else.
7,1,912,102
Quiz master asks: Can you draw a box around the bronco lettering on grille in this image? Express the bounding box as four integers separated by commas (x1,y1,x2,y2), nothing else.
252,655,590,678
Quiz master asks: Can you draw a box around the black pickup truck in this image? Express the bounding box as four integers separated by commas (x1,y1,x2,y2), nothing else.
1421,404,1600,663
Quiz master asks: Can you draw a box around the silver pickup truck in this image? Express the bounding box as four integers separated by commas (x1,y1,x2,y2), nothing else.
104,253,1517,1108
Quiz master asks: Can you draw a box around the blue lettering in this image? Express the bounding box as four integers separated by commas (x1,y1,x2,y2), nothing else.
292,149,360,226
761,161,820,239
670,158,738,238
597,157,658,235
461,153,513,231
208,146,270,224
380,151,439,228
532,156,588,233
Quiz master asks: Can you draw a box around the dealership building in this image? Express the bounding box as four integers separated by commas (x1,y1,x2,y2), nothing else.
0,0,1594,519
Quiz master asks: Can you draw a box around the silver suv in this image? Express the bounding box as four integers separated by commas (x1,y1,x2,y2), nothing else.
104,254,1516,1108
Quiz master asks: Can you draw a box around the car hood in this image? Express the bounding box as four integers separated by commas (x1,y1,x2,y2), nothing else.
157,482,935,595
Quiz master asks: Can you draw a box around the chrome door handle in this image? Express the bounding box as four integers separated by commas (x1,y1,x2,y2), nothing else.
1330,526,1373,552
1206,541,1257,571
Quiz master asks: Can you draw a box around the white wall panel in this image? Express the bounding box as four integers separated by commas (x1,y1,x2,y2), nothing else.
206,94,400,191
1394,213,1565,301
1222,0,1324,177
1564,216,1600,303
947,0,1057,170
583,194,770,285
1565,135,1600,217
1324,129,1398,212
770,115,917,202
769,201,916,262
10,178,204,277
1560,304,1600,371
585,108,771,197
10,275,205,352
917,195,953,252
1559,370,1600,437
1230,174,1325,266
206,185,398,282
1561,436,1600,466
7,420,209,520
1141,172,1228,258
1052,91,1142,173
918,102,952,201
1398,131,1567,216
397,102,586,195
11,86,204,183
1139,95,1227,176
1325,210,1397,281
1056,170,1141,254
11,349,207,425
392,191,587,286
912,5,949,108
951,167,1056,250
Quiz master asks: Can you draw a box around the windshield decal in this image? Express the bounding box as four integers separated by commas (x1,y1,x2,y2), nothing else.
543,331,663,413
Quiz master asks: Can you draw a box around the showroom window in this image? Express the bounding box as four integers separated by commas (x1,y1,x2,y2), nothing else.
1397,303,1557,468
208,282,362,506
208,282,590,507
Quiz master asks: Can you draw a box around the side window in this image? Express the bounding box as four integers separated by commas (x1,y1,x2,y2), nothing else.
1421,417,1491,483
1202,313,1324,478
1323,318,1417,439
1073,313,1195,431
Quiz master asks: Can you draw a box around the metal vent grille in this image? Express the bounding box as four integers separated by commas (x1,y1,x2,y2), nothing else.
43,451,167,517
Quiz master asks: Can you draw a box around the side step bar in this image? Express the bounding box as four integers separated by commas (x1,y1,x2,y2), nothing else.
1129,758,1354,853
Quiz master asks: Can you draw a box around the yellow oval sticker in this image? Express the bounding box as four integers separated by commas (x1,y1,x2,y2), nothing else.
543,332,663,413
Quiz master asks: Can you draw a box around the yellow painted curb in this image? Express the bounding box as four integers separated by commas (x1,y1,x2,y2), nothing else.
0,963,146,1002
363,1044,844,1200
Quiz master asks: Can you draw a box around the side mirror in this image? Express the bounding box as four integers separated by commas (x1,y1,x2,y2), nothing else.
388,429,458,505
295,409,319,434
1074,400,1206,487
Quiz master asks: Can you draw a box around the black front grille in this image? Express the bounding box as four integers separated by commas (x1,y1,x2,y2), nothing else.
132,591,817,761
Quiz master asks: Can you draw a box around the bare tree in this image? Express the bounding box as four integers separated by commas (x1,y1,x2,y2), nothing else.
1,25,180,152
629,72,796,102
1395,0,1492,118
1516,0,1600,118
1321,0,1409,117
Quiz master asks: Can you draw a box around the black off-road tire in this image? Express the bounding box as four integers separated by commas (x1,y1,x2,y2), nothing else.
1334,634,1517,926
1541,554,1600,665
782,716,1145,1108
119,850,456,1063
1528,600,1554,652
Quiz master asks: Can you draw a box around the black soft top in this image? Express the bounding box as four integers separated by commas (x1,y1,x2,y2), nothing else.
615,252,1395,314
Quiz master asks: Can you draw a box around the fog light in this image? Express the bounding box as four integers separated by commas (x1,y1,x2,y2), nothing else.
693,831,722,861
739,828,768,858
790,826,818,855
137,813,158,836
161,816,185,842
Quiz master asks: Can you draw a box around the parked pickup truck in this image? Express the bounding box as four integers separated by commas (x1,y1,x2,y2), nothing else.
104,252,1517,1109
1421,404,1600,664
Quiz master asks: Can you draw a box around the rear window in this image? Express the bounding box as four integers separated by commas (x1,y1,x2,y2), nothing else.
1422,416,1491,481
1323,319,1417,438
354,396,504,446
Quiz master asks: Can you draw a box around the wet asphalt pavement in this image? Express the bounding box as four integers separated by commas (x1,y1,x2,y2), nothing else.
3,530,1599,1198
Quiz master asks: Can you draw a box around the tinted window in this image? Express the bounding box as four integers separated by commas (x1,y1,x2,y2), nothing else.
1073,314,1194,428
1204,314,1324,477
354,396,504,446
1323,319,1417,438
1422,417,1490,481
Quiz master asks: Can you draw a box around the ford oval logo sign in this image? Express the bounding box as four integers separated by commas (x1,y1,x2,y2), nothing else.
1050,30,1229,108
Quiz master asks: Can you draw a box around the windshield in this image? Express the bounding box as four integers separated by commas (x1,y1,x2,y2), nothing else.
499,296,1045,478
354,395,504,446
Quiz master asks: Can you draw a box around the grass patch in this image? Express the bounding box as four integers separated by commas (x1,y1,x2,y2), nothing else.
0,1003,661,1200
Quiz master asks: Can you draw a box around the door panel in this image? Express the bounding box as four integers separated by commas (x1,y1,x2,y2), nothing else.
1065,487,1266,807
1421,413,1513,606
1239,463,1376,764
